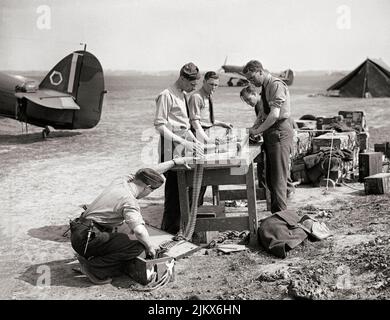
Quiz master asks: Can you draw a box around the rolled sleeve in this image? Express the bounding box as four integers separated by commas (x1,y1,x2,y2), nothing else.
123,206,145,233
188,94,203,122
268,82,287,109
154,91,171,127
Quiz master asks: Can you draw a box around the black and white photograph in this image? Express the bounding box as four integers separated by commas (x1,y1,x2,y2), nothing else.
1,0,390,304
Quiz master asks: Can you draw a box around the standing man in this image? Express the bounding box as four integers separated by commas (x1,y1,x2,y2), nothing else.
188,71,233,206
154,62,204,234
70,157,193,285
242,60,294,213
188,71,232,144
240,84,268,190
240,85,296,197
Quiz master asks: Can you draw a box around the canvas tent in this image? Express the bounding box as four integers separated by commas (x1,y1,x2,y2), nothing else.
327,58,390,97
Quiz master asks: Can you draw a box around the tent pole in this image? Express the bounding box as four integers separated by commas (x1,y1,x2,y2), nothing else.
362,61,369,98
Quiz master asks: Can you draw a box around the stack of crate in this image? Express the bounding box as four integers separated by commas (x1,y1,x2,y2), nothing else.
311,131,359,181
291,131,314,160
338,111,369,152
316,115,343,131
338,111,367,132
312,131,357,153
295,120,317,130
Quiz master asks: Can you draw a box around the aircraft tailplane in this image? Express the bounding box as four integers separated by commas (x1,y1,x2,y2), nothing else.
39,50,105,128
279,69,294,86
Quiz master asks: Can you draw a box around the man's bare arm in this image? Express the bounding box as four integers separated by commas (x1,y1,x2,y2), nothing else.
155,125,204,155
151,157,194,174
213,120,233,129
249,106,280,135
132,224,156,258
155,125,187,145
191,120,211,143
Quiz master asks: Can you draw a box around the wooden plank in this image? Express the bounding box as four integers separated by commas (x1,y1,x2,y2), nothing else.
196,212,216,218
246,162,259,247
359,152,383,182
185,169,247,186
217,244,248,253
212,185,220,205
218,188,266,200
194,216,249,232
197,204,225,216
364,173,390,194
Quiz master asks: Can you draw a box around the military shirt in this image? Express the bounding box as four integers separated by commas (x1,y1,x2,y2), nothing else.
188,87,213,128
81,175,145,232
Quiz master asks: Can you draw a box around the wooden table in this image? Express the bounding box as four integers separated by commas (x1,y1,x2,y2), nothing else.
174,145,264,247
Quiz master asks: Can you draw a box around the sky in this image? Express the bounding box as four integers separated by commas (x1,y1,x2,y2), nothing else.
0,0,389,72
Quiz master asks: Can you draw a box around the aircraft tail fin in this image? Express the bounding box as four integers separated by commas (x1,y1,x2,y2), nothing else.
39,50,106,128
279,69,294,86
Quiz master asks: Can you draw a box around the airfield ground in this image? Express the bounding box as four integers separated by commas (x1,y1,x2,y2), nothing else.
0,73,389,299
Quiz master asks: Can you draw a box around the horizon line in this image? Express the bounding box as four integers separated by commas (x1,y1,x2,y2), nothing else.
0,69,350,74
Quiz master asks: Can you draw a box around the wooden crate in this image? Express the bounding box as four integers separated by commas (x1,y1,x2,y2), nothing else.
364,173,390,195
374,142,390,159
312,131,357,153
295,120,317,130
292,131,313,159
338,111,367,132
125,254,175,285
359,152,383,182
316,116,341,130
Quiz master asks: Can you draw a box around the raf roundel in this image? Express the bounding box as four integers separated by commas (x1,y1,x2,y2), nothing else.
49,71,63,86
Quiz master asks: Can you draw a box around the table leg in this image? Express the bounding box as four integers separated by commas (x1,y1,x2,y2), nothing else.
212,185,220,205
246,162,259,247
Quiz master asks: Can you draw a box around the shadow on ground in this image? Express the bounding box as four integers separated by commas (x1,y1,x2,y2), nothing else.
18,258,145,290
0,131,81,145
18,258,94,288
28,225,70,242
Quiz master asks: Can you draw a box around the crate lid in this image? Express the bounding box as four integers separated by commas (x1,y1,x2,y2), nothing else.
364,172,390,180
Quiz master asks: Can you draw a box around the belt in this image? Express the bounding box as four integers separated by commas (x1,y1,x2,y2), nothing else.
75,217,114,233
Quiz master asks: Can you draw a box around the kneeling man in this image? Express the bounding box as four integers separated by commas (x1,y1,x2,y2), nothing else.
70,157,191,284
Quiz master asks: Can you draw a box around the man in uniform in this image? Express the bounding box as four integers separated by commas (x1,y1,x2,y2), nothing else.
70,157,192,285
187,71,232,206
241,60,294,213
154,62,204,234
240,85,296,198
188,71,232,143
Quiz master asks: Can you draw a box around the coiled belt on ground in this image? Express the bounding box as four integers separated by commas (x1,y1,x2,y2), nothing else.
158,162,205,252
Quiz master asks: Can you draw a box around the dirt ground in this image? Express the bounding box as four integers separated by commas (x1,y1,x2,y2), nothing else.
0,73,389,300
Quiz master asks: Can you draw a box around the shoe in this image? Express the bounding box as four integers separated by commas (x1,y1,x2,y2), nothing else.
77,255,112,285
